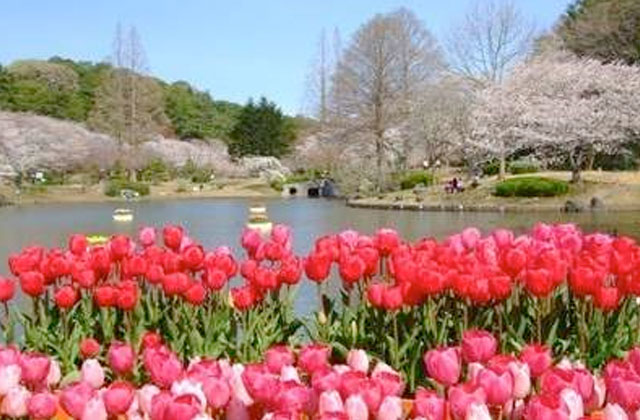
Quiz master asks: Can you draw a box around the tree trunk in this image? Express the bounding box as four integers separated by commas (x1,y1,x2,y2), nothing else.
571,167,582,183
498,153,507,180
375,134,384,192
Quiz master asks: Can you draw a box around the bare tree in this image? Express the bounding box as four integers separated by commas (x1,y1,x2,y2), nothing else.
330,9,443,189
446,0,535,86
90,24,166,149
304,27,342,126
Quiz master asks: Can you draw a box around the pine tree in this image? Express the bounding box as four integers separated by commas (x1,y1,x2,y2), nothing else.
229,97,294,158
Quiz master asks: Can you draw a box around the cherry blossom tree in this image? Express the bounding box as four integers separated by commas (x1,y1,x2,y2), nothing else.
469,54,640,182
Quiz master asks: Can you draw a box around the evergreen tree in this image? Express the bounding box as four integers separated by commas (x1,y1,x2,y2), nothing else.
229,97,295,158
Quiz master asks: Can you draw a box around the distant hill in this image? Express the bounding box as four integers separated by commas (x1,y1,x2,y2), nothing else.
0,57,244,142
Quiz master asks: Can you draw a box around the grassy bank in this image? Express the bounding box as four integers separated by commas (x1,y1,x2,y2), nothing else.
0,177,279,205
348,171,640,212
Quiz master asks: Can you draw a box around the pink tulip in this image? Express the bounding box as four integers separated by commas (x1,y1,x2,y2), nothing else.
373,371,405,397
524,394,570,420
345,394,369,420
171,379,207,409
448,383,487,420
19,352,51,389
320,390,345,415
1,386,30,417
347,349,369,373
108,342,135,376
81,359,105,389
412,388,445,420
27,391,58,420
0,346,20,366
46,359,61,387
274,382,313,415
0,364,21,395
476,367,514,406
299,343,331,374
424,347,461,386
137,384,161,415
163,394,202,420
265,345,295,374
60,381,94,419
144,345,183,388
280,365,301,383
150,391,173,420
465,403,491,420
103,381,135,416
82,396,107,420
226,397,250,420
520,344,552,378
461,330,497,363
603,403,628,420
560,388,583,420
203,377,230,409
505,360,531,400
461,227,481,249
376,396,402,420
139,227,157,247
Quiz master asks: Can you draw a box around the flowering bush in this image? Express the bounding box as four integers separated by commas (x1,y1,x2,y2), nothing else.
1,330,640,419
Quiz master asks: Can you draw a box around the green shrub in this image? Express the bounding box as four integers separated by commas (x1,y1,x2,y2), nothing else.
494,177,569,197
482,160,500,176
104,180,150,197
509,160,539,175
179,159,214,184
398,171,435,190
139,159,174,184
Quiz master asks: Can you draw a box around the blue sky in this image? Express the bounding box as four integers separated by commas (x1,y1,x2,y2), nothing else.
0,0,572,115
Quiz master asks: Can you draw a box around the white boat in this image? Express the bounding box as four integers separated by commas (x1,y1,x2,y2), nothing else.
247,204,272,235
113,208,134,222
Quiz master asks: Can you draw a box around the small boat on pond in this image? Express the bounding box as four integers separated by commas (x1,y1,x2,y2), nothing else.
113,208,134,222
246,204,272,235
87,234,108,245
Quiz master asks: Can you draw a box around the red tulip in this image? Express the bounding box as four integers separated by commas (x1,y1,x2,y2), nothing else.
103,381,135,416
109,235,132,261
0,276,16,302
162,272,190,296
143,345,183,389
339,253,366,286
461,330,497,364
305,251,332,283
19,271,45,297
54,285,78,309
19,352,51,389
299,343,331,374
242,363,280,404
60,381,94,419
80,338,101,359
184,282,207,305
27,392,58,420
595,286,622,311
375,229,400,256
73,268,96,289
141,331,163,350
241,228,263,255
183,244,205,270
107,341,135,376
204,268,227,290
382,286,404,311
275,382,313,415
339,370,367,398
163,225,184,251
231,286,257,311
525,269,555,298
265,345,296,374
126,255,148,277
69,234,88,256
367,283,385,308
93,285,117,307
356,247,379,277
278,257,302,285
423,347,461,387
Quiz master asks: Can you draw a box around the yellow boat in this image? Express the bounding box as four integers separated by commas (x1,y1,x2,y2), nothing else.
87,234,108,245
113,208,134,223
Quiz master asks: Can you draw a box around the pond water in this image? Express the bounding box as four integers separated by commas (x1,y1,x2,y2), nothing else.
1,198,640,313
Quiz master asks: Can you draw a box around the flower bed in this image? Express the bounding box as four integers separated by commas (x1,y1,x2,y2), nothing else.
1,222,640,418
